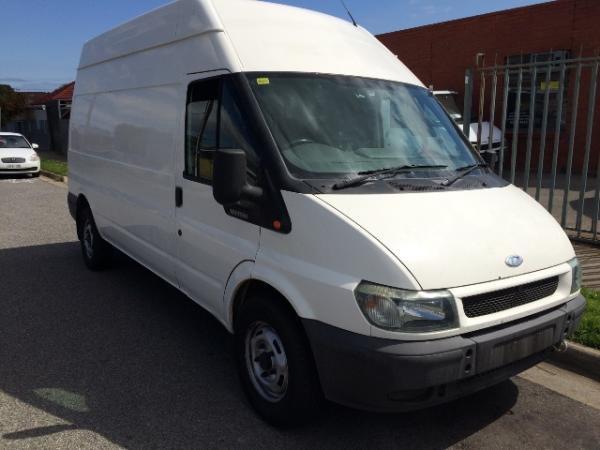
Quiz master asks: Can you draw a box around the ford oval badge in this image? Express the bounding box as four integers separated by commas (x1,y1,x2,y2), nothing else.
505,255,523,268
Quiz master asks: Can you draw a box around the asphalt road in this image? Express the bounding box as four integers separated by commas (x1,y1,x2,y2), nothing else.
0,176,599,450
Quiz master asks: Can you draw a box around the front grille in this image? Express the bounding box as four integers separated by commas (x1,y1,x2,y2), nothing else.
1,157,26,163
462,276,559,318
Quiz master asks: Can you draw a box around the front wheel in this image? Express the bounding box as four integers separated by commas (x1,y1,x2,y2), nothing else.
235,294,322,427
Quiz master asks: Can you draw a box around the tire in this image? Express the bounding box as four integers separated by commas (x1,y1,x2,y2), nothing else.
78,206,112,270
235,293,322,427
31,172,40,178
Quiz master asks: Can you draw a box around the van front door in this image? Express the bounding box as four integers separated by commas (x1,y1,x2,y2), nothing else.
174,74,261,320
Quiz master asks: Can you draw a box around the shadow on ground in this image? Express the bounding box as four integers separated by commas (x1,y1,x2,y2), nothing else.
0,242,519,449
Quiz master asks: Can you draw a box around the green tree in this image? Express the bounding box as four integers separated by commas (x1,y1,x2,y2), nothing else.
0,84,27,128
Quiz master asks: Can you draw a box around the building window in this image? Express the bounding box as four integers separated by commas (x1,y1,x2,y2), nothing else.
507,50,569,130
58,100,71,120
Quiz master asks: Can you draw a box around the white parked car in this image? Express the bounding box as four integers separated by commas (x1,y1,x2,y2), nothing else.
433,90,504,168
67,0,584,426
0,132,41,177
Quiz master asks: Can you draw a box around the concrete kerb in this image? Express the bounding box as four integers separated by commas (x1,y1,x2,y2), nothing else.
549,341,600,383
40,170,65,183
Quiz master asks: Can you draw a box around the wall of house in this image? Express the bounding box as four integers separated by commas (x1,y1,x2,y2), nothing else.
45,101,70,154
5,107,50,150
378,0,600,176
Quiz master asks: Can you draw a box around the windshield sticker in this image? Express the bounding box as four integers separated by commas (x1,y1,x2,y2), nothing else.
256,77,270,86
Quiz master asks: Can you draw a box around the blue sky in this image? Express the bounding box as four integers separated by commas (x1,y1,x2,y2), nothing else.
1,0,546,92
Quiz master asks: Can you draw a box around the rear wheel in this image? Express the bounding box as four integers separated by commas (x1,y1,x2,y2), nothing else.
235,293,322,427
78,206,112,270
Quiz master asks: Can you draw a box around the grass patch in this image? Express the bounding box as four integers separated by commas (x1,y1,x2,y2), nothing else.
572,288,600,349
41,158,68,177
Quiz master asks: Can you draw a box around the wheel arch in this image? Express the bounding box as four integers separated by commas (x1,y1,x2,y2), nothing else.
224,262,315,334
73,193,91,240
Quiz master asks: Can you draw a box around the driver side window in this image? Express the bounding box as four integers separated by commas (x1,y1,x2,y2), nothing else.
185,78,219,182
185,77,259,184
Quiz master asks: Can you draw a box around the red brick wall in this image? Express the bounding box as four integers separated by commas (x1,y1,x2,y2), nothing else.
377,0,600,175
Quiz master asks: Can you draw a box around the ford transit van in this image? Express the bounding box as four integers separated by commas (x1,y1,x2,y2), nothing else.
68,0,585,426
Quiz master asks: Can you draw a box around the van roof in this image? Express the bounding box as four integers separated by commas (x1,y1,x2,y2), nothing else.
78,0,423,87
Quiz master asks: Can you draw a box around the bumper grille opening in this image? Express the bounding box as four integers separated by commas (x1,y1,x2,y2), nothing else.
462,276,559,318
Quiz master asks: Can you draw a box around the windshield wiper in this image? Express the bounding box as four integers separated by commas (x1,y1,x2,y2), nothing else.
442,163,487,187
332,164,448,190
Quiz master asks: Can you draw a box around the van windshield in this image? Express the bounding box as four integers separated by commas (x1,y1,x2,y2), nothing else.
248,74,478,179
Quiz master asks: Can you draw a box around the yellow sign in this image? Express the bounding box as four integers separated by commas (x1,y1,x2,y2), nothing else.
540,80,560,91
256,77,270,85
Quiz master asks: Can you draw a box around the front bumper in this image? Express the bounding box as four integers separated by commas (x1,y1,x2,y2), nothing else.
0,162,40,174
304,294,585,412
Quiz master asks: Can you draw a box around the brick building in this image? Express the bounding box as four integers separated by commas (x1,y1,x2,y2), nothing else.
378,0,600,175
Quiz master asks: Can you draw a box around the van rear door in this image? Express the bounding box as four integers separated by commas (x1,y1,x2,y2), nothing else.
174,73,260,319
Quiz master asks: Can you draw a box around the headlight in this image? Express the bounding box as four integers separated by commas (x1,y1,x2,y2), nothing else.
354,281,458,332
30,153,40,161
568,257,582,294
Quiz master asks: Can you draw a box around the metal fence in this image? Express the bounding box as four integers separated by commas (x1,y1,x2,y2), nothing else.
465,52,600,243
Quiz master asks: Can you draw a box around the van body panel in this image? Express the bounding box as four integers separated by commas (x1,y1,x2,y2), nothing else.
222,259,256,331
212,0,422,85
255,191,420,336
78,0,422,90
69,82,181,283
78,0,224,70
317,185,575,290
75,33,238,96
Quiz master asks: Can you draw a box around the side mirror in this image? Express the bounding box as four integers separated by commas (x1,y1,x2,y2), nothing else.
213,149,262,205
31,143,39,150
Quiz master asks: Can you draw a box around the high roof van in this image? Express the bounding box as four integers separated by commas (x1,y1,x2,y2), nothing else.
68,0,585,425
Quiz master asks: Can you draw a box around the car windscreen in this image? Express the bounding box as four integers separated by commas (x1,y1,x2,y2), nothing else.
0,135,30,148
248,74,477,179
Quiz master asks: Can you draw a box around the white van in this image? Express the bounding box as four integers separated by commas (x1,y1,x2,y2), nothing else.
68,0,585,425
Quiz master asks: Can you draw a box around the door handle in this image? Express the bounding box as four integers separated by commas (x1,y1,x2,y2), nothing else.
175,186,183,207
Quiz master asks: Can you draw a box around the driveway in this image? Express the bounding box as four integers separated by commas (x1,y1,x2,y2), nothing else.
0,176,599,449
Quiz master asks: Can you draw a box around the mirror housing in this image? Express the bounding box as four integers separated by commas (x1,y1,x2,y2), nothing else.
31,143,39,150
213,149,262,205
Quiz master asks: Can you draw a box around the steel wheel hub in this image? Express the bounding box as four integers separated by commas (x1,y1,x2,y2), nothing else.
83,222,94,259
245,322,288,402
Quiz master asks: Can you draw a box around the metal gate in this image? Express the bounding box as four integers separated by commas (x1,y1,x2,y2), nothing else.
464,52,600,243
